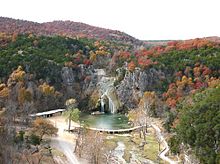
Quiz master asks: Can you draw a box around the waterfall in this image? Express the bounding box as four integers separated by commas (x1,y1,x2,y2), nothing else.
101,89,117,114
97,69,121,114
100,97,105,113
100,91,117,114
108,97,115,114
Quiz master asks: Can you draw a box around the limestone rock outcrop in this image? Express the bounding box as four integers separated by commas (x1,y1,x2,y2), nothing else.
116,68,165,108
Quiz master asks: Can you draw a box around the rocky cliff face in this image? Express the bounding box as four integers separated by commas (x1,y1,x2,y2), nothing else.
61,65,102,105
3,63,166,112
61,66,81,100
116,68,165,109
60,65,166,111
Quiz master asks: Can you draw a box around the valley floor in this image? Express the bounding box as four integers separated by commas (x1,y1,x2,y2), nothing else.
46,116,180,164
46,116,86,164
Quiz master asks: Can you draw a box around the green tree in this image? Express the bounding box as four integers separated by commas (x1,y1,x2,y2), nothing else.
170,86,220,163
63,98,80,131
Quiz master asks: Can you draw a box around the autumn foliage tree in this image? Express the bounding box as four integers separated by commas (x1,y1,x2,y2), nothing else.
163,63,217,108
37,82,62,110
32,118,58,141
18,87,32,105
0,84,9,99
127,61,136,72
38,83,55,96
8,66,25,84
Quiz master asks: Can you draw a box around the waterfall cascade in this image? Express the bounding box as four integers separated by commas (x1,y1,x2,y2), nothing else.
108,96,115,114
96,69,121,114
100,95,105,113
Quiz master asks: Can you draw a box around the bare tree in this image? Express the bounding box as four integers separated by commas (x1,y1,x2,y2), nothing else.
128,92,157,143
74,127,87,158
75,129,107,164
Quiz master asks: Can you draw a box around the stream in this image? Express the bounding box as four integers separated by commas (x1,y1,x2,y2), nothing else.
113,142,127,163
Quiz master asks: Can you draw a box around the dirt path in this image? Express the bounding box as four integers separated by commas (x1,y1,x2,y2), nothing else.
51,137,79,164
47,116,83,164
151,123,179,164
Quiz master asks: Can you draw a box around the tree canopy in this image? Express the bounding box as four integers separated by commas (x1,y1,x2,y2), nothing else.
169,85,220,163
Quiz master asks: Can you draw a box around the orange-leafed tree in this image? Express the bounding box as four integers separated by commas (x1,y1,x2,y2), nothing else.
89,51,97,62
18,87,32,106
0,84,9,98
38,83,55,96
128,61,136,72
11,33,18,42
32,118,58,141
8,66,26,85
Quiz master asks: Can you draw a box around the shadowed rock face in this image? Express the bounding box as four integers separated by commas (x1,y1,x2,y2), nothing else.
61,66,97,100
61,67,76,86
61,67,81,100
116,68,165,109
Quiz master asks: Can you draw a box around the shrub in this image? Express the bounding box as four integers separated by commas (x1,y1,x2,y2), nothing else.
29,134,40,145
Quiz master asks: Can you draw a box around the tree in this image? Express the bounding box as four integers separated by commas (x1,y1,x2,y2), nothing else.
128,91,157,142
63,108,80,132
18,87,32,105
32,118,58,141
0,109,17,164
38,83,55,96
75,130,105,163
0,83,9,108
7,66,25,84
170,86,220,163
89,50,97,62
128,108,146,140
141,92,156,128
0,84,9,98
87,131,105,164
63,98,80,131
11,32,18,42
127,61,136,72
141,91,156,115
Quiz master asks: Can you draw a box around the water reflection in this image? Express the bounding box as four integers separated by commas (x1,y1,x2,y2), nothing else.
80,113,131,130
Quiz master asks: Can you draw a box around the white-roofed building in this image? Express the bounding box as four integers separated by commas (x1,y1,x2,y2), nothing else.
30,109,65,118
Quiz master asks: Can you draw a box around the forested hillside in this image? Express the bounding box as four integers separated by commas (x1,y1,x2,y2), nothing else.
0,17,142,46
169,85,220,163
0,33,130,84
0,34,95,83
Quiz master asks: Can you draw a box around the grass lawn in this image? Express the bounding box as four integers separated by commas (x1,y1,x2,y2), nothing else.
131,128,160,162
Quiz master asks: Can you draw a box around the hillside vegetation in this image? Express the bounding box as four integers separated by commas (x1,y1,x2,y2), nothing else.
0,17,142,45
169,85,220,163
